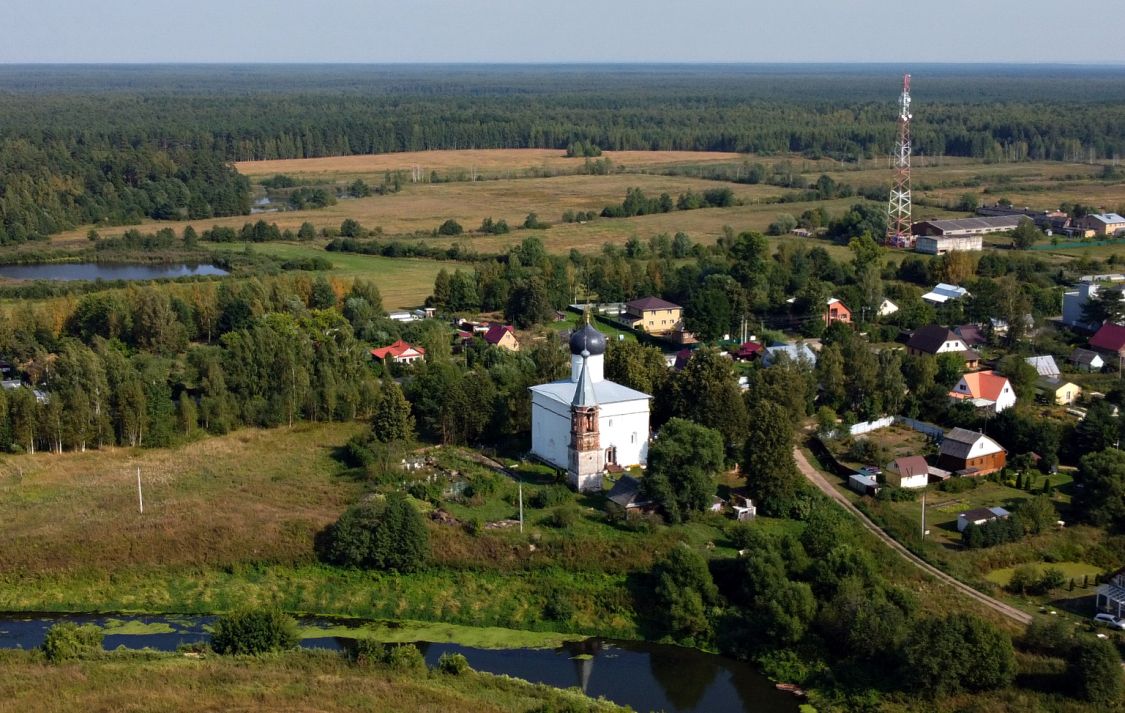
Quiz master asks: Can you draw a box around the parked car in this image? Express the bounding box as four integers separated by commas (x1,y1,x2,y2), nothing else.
859,466,882,477
1093,613,1125,630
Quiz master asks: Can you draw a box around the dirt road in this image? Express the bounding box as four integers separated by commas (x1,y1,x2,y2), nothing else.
793,447,1033,626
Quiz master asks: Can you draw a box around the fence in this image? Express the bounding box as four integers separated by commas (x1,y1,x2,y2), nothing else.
848,416,895,436
894,416,945,440
1030,239,1125,251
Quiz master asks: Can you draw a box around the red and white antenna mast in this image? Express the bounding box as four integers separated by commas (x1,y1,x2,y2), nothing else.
886,73,913,248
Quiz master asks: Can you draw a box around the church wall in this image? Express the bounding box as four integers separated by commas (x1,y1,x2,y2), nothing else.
597,401,650,467
530,392,571,470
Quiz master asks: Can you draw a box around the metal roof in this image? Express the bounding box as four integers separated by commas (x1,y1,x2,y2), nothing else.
917,216,1024,231
530,379,651,406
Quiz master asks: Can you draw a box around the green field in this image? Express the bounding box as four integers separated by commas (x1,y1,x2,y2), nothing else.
210,242,446,308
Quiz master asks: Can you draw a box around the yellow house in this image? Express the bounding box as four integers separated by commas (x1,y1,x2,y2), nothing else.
1037,378,1081,406
1079,213,1125,237
625,296,683,335
484,323,520,352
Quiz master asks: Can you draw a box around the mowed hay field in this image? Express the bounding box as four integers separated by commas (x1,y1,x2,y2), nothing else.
55,173,787,247
0,422,363,576
235,148,747,179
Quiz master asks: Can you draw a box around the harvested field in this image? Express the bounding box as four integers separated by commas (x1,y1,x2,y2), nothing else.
235,148,746,178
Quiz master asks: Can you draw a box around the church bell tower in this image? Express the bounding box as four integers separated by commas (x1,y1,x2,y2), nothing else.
568,348,603,492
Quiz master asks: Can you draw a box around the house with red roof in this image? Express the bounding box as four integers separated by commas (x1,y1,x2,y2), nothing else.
948,370,1016,414
733,341,764,361
1089,322,1125,360
625,296,683,335
825,298,852,325
483,323,520,352
370,339,425,365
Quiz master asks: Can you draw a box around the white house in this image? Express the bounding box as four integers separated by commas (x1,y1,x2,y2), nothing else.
1062,275,1125,330
886,456,930,489
529,323,651,474
948,370,1017,414
877,299,899,317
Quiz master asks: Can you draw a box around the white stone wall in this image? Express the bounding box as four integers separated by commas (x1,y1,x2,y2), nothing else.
530,392,572,470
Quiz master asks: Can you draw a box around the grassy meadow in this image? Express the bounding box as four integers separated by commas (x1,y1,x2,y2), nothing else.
0,649,625,713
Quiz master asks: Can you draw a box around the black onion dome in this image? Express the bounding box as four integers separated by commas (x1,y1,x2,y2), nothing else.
569,323,606,356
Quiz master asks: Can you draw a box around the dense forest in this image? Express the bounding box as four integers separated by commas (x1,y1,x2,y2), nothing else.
2,65,1125,245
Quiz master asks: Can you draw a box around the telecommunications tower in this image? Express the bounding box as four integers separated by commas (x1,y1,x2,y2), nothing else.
886,73,913,247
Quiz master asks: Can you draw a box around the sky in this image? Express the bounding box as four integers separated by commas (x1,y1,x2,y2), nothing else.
2,0,1123,64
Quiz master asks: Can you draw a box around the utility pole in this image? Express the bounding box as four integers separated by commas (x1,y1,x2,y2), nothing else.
518,477,524,534
920,489,926,540
136,466,144,514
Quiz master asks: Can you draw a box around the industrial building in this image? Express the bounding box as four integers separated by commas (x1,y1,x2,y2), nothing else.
915,234,983,254
912,215,1024,238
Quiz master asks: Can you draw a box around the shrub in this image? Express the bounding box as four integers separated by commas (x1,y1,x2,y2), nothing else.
1067,638,1125,704
544,505,579,528
437,219,463,236
41,622,104,662
437,652,471,675
209,608,300,655
529,485,571,509
354,641,426,671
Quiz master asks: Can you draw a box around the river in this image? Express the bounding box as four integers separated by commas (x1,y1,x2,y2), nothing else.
0,613,799,713
0,263,228,281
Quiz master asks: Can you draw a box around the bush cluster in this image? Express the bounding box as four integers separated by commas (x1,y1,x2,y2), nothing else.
41,622,104,662
209,608,300,655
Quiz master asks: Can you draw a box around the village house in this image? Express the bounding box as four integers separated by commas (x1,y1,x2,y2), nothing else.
1078,212,1125,237
938,427,1007,476
885,455,930,489
1037,378,1082,406
824,297,852,325
370,339,426,365
906,325,981,368
624,296,683,336
732,341,763,362
1070,347,1105,372
483,323,520,351
957,506,1011,533
921,283,970,306
877,298,899,317
1024,355,1060,379
1061,275,1125,330
762,343,818,367
949,370,1016,413
953,324,987,348
728,488,757,521
1089,322,1125,364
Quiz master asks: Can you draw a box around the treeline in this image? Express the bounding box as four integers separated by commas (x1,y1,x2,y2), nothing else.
4,66,1125,245
600,187,737,218
0,275,387,453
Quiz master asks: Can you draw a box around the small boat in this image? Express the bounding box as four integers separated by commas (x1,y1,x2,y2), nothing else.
775,683,807,697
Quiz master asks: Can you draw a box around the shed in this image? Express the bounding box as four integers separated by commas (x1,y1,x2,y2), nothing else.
957,506,1010,532
887,456,930,489
605,476,654,513
848,473,881,496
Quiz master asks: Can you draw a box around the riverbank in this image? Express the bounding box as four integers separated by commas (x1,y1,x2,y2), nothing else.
0,565,639,641
0,647,629,713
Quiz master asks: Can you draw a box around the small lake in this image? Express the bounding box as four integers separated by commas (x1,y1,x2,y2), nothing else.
0,263,228,282
0,613,799,713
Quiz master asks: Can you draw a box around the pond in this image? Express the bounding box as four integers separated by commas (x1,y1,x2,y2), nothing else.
0,613,799,713
0,263,228,282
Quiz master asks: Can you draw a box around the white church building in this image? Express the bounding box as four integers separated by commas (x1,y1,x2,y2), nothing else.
529,321,651,491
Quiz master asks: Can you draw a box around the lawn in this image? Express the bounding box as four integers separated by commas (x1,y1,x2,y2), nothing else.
208,241,445,308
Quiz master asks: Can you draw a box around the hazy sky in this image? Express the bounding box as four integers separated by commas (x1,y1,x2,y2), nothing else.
3,0,1123,64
